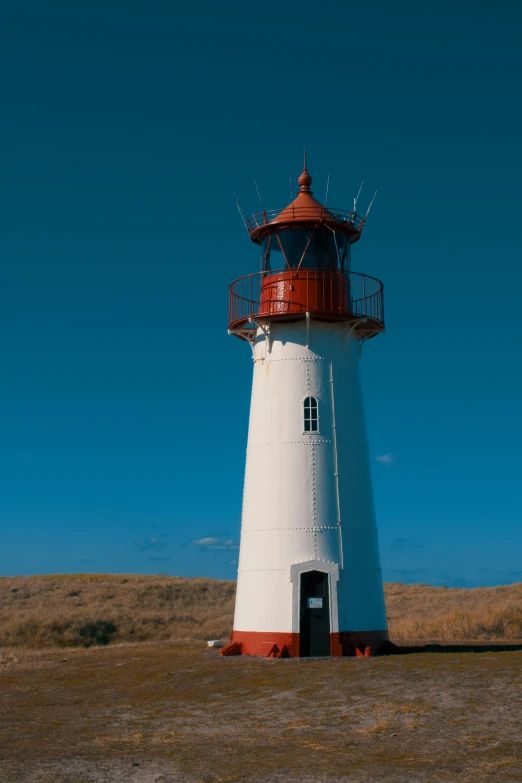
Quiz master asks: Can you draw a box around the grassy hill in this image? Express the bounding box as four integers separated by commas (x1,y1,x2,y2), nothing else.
1,574,522,649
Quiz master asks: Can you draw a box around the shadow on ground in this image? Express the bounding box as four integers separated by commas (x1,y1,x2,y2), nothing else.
401,642,522,654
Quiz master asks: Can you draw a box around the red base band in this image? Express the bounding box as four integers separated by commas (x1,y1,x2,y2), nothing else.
221,629,390,657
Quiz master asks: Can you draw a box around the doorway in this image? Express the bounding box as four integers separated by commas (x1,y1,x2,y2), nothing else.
299,570,331,656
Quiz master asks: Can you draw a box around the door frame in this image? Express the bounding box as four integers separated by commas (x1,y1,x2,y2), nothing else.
290,560,340,644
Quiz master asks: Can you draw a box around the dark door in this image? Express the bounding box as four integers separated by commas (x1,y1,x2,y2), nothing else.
299,570,330,656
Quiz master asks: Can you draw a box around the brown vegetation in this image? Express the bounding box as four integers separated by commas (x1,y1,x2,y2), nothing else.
386,580,522,642
1,642,522,782
0,574,235,648
1,573,522,649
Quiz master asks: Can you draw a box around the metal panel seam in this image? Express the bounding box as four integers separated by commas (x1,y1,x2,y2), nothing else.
248,440,332,447
240,526,339,532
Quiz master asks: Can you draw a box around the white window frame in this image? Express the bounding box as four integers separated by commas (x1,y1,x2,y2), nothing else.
302,395,319,434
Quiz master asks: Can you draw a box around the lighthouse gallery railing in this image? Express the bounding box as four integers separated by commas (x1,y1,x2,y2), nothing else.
245,207,366,234
229,269,384,332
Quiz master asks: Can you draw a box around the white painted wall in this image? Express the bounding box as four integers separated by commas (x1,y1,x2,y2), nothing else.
233,319,387,635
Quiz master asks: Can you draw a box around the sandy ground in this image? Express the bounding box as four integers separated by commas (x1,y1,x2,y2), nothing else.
1,641,522,783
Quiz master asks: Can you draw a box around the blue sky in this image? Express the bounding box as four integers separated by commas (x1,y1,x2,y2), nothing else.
1,0,521,587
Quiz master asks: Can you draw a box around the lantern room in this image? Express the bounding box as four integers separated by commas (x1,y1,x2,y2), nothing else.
253,167,360,273
229,165,384,341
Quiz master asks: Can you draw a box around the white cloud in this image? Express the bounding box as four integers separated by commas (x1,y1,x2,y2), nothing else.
376,453,396,465
191,537,239,551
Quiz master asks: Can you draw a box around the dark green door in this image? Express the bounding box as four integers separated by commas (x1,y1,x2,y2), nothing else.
299,571,330,656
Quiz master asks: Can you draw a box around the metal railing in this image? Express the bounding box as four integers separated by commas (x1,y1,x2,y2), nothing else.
229,269,384,333
245,207,365,234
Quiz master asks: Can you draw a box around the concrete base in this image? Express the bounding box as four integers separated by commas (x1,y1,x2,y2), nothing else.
221,629,390,658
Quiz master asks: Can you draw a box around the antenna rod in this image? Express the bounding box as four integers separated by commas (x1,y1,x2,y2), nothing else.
354,180,364,212
325,173,330,207
303,147,307,170
289,174,293,200
254,180,266,217
365,190,378,219
233,190,249,231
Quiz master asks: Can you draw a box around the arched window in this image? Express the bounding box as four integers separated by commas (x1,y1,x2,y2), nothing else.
303,396,319,433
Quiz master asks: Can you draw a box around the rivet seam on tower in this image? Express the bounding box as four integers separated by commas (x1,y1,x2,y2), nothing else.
248,440,332,447
311,442,318,558
241,526,338,532
262,357,325,364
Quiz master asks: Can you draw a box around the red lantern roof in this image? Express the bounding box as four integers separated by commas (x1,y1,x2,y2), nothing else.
271,167,334,225
247,165,365,245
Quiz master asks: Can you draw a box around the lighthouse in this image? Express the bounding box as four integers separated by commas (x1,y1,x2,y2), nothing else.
222,162,389,658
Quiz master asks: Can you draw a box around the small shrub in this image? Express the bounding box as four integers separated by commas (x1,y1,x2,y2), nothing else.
78,621,117,646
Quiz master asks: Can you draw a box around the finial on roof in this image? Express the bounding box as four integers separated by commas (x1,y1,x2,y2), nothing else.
297,169,312,192
298,149,313,193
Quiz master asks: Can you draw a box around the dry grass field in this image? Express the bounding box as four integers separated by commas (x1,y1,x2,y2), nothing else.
386,580,522,643
2,575,522,782
0,574,235,649
1,642,522,783
1,574,522,649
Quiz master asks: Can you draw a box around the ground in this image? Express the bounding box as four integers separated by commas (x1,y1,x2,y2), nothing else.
1,642,521,783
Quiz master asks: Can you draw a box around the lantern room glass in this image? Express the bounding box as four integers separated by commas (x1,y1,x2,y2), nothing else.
262,229,351,272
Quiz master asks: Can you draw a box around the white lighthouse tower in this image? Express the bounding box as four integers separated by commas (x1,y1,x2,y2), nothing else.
222,162,389,657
